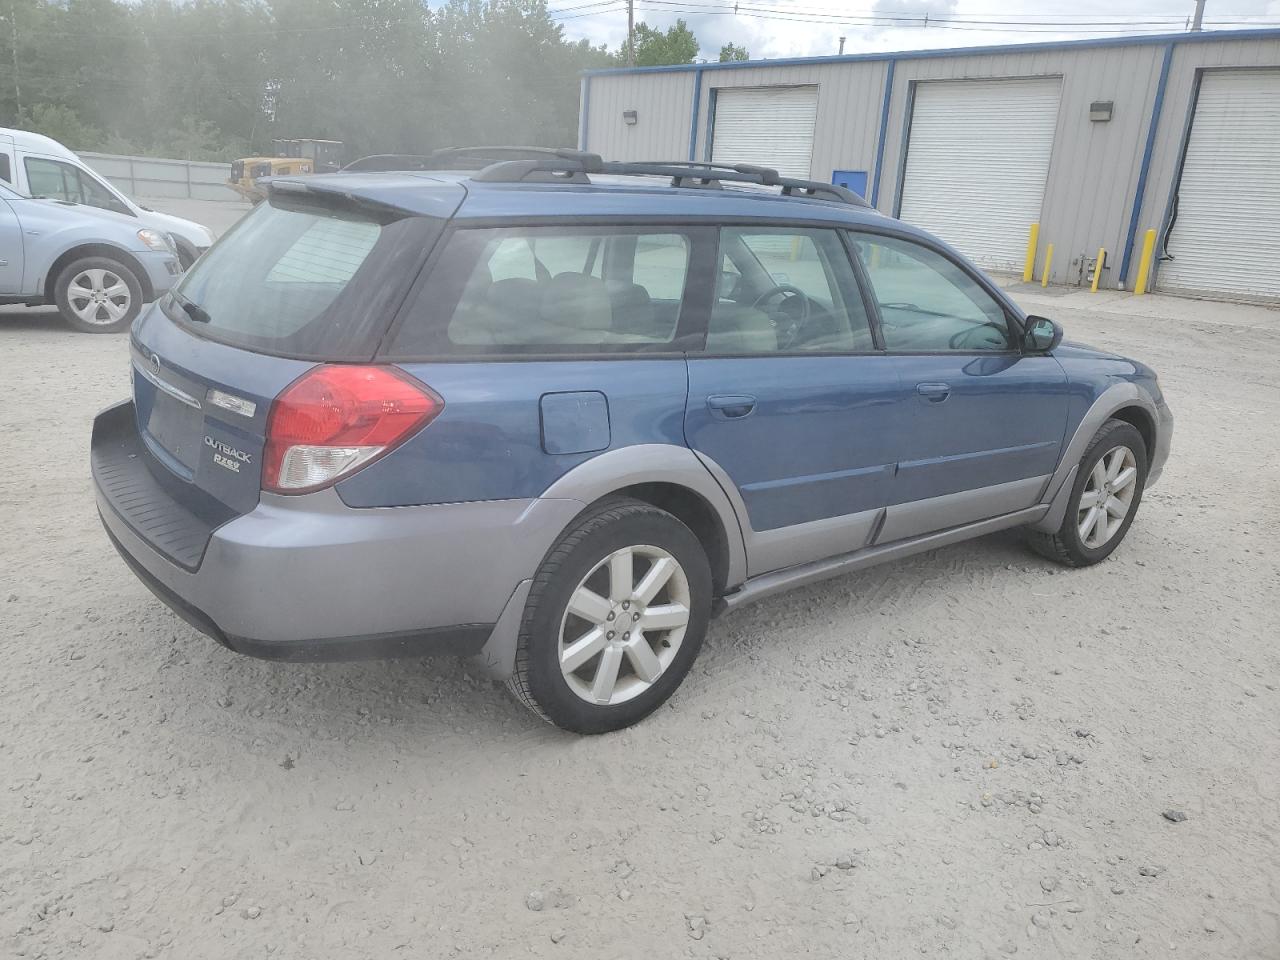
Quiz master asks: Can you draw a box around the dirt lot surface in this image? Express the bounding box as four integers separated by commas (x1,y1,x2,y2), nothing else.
2,280,1278,958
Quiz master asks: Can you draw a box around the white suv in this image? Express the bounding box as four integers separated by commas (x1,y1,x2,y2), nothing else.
0,127,216,267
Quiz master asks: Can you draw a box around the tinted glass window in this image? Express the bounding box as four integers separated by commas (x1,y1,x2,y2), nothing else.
74,169,131,215
389,227,693,356
852,233,1012,352
0,154,11,184
25,157,75,201
706,227,873,354
164,198,433,359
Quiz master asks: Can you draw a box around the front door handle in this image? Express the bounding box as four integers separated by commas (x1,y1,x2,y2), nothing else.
916,382,951,403
707,394,757,419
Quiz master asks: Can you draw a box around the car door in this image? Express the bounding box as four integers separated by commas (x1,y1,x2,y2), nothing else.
850,230,1069,542
684,225,909,576
0,195,23,293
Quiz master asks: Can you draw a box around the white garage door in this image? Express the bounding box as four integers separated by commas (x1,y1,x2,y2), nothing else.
1159,70,1280,301
899,78,1062,272
710,85,818,179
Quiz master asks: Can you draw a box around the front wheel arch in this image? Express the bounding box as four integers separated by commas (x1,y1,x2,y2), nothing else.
43,243,155,303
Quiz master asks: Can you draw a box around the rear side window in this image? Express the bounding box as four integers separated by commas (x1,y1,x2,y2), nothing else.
165,199,441,359
388,226,695,356
0,153,11,184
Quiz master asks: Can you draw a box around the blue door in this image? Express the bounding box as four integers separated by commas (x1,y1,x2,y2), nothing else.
684,226,909,574
851,231,1069,541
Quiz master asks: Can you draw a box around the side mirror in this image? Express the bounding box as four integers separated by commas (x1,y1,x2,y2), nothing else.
1023,315,1063,353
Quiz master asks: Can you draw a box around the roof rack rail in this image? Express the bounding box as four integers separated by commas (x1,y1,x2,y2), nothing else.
471,155,866,206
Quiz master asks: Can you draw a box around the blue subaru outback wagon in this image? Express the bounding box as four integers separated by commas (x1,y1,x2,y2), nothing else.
92,149,1172,733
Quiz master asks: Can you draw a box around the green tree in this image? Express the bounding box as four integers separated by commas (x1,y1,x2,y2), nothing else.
626,18,698,67
17,103,103,150
719,42,749,62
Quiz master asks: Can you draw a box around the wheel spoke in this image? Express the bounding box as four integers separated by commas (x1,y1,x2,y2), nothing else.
1112,465,1137,492
633,556,676,606
1091,504,1108,542
1079,505,1098,540
102,281,129,299
608,549,634,602
567,587,611,625
84,268,106,290
1090,459,1108,491
102,299,126,321
1105,495,1127,518
561,627,608,673
1105,449,1124,481
590,644,623,703
640,602,688,632
624,637,663,683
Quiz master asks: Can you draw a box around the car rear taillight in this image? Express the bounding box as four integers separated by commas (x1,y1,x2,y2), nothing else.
263,365,442,494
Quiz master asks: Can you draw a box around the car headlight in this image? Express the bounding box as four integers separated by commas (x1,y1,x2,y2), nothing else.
137,229,176,253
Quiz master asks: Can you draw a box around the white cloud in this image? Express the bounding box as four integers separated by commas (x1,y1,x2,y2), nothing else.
559,0,1280,62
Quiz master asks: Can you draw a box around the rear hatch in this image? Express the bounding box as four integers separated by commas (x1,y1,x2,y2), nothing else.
126,183,460,534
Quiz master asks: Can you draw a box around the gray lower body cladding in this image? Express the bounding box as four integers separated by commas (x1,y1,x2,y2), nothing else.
94,405,584,660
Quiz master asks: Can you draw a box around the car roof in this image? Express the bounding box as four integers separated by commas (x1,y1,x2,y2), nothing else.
0,126,80,161
282,169,897,230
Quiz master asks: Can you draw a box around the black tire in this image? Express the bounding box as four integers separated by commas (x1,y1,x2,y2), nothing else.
507,497,713,734
53,256,144,334
1028,419,1148,567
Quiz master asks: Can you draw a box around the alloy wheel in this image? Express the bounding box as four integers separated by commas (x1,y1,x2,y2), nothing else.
67,268,131,326
1078,445,1139,549
558,544,691,706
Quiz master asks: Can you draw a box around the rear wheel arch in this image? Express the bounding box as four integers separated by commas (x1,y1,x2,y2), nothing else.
537,444,748,591
43,244,155,304
611,482,730,596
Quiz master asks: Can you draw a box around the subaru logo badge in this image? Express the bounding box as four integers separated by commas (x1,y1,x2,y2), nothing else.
149,352,161,377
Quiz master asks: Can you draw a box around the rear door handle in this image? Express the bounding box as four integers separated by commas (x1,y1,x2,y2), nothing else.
916,382,951,403
707,394,757,419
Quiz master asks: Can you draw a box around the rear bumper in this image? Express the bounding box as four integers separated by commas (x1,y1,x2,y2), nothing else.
93,400,583,661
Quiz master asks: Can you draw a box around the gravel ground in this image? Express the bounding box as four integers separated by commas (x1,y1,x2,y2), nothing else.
1,277,1278,958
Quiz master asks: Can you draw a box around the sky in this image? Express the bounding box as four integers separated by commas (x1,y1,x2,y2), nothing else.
551,0,1280,62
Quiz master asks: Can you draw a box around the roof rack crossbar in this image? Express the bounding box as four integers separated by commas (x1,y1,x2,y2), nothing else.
472,154,866,206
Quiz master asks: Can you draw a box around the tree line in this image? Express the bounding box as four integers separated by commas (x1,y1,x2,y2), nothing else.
0,0,748,162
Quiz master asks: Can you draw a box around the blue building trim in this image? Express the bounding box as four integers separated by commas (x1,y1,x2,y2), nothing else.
688,68,704,161
578,76,591,150
870,59,896,209
1119,43,1175,285
582,27,1280,77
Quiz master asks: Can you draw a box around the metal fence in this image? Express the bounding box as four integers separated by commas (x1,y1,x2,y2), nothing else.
79,151,237,202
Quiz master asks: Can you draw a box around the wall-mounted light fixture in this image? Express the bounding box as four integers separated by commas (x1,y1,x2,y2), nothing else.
623,110,638,126
1089,101,1114,122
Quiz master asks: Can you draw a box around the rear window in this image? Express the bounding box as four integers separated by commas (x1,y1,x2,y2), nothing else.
386,226,696,357
164,198,440,359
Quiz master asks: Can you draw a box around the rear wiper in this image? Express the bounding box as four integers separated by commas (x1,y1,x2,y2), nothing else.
173,291,212,324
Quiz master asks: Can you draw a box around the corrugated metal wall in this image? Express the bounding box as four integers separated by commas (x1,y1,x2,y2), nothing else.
878,43,1166,286
582,33,1280,289
585,71,695,161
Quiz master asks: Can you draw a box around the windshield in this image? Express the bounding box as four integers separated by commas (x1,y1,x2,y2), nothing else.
164,197,439,359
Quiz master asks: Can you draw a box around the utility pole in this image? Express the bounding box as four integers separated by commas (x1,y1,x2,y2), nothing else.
626,0,635,66
1191,0,1206,30
7,0,19,118
838,36,846,54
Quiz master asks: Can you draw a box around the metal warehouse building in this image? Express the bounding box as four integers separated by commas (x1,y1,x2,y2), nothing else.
578,29,1280,301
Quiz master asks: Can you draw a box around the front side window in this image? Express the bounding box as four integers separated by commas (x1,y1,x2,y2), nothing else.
389,227,693,356
74,169,131,215
25,157,76,202
851,233,1013,352
705,227,873,354
0,153,11,184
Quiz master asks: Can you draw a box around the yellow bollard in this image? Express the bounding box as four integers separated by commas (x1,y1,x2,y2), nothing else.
1133,228,1157,295
1091,247,1106,293
1040,243,1054,288
1023,222,1040,283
